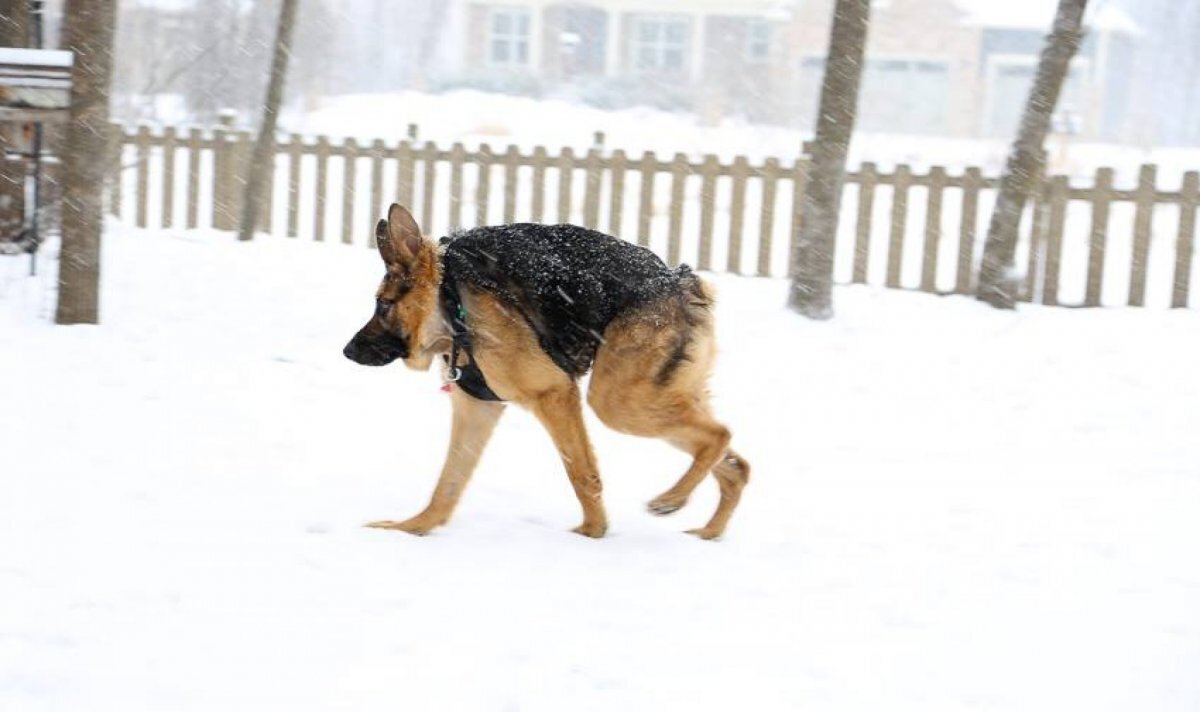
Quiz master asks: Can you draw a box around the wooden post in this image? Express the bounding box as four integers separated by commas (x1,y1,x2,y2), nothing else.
341,137,358,244
135,125,150,228
583,147,602,229
368,138,385,244
886,164,911,288
920,166,947,293
421,141,437,231
396,140,415,210
698,154,719,271
314,135,329,241
728,155,749,274
1173,171,1198,308
1022,178,1050,302
1085,167,1113,307
758,158,780,276
557,146,574,223
1127,164,1157,306
788,157,809,278
608,149,627,238
449,142,465,230
184,128,200,229
955,167,981,294
531,146,547,223
161,126,176,228
637,150,655,247
286,133,302,238
476,143,492,227
852,162,876,284
503,145,519,224
1041,175,1069,306
107,124,123,218
667,153,687,267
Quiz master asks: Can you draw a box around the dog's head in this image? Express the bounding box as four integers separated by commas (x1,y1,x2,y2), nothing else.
343,204,441,369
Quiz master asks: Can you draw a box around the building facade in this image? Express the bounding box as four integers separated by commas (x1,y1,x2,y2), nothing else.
456,0,1140,142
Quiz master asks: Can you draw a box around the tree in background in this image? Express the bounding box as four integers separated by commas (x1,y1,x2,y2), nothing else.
55,0,117,324
0,0,31,247
976,0,1088,309
788,0,871,319
237,0,298,242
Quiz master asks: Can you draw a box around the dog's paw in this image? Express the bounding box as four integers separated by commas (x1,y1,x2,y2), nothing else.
646,495,687,516
365,518,436,536
685,526,723,541
571,521,608,538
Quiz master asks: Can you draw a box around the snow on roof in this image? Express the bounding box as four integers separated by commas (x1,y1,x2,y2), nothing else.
954,0,1140,34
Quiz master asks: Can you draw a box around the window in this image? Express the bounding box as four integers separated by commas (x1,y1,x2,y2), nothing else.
489,9,531,66
746,20,770,63
632,16,689,73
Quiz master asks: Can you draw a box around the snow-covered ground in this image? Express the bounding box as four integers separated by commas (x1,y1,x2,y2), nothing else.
2,226,1199,711
290,89,1200,184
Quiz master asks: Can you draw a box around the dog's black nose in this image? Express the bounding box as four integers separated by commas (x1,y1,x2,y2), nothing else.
343,342,358,361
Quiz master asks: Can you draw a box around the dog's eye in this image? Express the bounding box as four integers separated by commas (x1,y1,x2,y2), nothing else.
375,299,393,317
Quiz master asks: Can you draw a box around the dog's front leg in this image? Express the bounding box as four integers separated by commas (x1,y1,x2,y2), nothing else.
530,385,608,538
367,388,505,535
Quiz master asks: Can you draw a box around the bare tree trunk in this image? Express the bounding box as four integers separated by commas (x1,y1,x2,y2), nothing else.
237,0,298,242
56,0,117,325
788,0,871,319
976,0,1088,309
0,0,30,249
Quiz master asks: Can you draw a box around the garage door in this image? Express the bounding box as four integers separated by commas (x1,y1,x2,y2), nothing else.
799,57,952,134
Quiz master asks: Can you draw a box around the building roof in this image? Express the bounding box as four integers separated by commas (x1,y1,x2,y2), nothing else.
953,0,1139,34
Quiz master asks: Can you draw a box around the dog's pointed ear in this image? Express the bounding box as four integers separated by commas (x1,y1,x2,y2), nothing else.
387,204,424,261
374,219,397,264
375,204,423,267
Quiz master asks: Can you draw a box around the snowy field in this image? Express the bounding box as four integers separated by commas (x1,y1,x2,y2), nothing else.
2,226,1199,711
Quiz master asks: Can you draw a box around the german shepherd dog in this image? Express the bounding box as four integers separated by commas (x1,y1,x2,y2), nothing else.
344,204,749,539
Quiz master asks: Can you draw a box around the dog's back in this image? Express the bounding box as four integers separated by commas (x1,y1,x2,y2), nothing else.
440,223,704,377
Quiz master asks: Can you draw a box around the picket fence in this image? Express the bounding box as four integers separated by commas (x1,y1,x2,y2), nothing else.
109,120,1198,309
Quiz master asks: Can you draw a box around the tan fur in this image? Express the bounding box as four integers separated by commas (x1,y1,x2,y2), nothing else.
360,205,748,540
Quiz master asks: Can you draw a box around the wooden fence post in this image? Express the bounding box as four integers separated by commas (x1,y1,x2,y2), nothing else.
341,137,358,244
758,157,780,276
852,162,876,284
728,155,749,274
504,145,520,224
531,146,547,223
1173,171,1198,308
286,133,301,238
1085,167,1113,307
637,150,655,247
476,143,492,227
448,142,465,230
1128,164,1157,306
666,153,687,267
421,141,437,231
886,164,912,288
369,138,385,237
788,156,809,279
186,127,201,229
557,146,574,224
396,139,415,210
1022,178,1051,302
583,147,602,229
135,125,150,228
1041,175,1069,306
608,149,627,238
698,154,719,271
955,167,981,294
161,126,176,228
920,166,947,293
107,123,123,218
314,135,329,241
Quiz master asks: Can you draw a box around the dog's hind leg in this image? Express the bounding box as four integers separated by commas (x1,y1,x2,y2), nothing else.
367,388,505,535
588,283,748,540
526,385,607,538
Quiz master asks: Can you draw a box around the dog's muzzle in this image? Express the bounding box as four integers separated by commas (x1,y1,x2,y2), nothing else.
343,329,409,366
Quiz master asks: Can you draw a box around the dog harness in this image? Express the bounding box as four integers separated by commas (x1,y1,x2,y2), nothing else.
439,243,504,402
